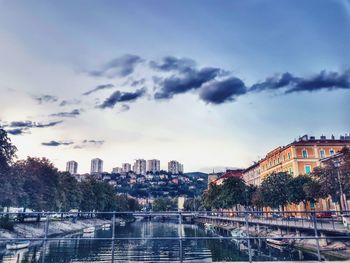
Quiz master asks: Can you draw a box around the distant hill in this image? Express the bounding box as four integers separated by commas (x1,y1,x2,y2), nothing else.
184,172,208,178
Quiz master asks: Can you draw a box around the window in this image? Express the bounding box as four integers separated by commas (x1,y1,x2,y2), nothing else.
330,149,335,156
305,165,311,175
288,153,291,159
320,150,325,159
302,149,308,158
289,167,293,175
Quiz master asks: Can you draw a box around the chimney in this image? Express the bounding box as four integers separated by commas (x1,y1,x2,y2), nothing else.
310,136,315,140
331,134,335,140
320,135,326,140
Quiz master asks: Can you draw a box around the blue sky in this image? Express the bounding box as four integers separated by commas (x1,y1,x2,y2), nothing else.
0,0,349,173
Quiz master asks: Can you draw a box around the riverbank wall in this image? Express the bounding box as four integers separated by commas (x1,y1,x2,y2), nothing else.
0,218,112,246
194,219,350,260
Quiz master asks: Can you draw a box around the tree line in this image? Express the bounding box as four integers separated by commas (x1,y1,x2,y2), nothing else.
186,147,350,212
0,129,139,213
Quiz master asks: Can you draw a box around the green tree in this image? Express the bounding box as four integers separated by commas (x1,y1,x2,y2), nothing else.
287,175,314,205
58,172,82,211
261,172,292,210
13,157,60,211
152,197,175,211
0,129,17,209
220,177,246,208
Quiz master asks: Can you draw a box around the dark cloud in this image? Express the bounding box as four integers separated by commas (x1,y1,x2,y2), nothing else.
6,128,29,135
286,69,350,93
88,54,143,78
130,78,146,87
34,95,58,104
250,72,297,92
120,104,130,112
98,88,146,109
59,99,81,107
41,140,74,147
49,109,80,118
6,120,63,128
83,84,114,96
154,67,223,99
250,69,350,94
199,77,247,104
150,56,196,73
74,139,105,149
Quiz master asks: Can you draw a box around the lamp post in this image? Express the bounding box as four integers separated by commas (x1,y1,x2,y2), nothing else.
334,160,347,213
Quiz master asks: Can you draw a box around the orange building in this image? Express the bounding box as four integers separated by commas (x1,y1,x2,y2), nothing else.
260,134,350,179
259,134,350,212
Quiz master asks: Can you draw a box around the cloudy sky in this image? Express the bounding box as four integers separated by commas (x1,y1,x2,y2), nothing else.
0,0,350,173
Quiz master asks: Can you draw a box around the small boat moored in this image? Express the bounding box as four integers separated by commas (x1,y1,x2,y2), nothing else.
266,238,288,246
83,226,95,233
6,241,30,250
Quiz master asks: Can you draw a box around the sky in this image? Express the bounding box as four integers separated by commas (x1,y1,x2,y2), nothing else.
0,0,350,173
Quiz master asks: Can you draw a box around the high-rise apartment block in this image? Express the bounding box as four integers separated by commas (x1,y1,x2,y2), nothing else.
147,159,160,173
133,159,147,175
122,163,132,173
90,158,103,174
66,160,78,175
168,160,184,174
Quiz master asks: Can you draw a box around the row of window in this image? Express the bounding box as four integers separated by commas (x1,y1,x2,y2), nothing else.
302,149,335,159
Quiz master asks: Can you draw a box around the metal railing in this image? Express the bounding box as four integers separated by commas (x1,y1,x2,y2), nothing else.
0,210,350,262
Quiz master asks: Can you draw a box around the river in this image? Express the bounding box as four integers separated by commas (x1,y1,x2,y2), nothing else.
0,220,320,262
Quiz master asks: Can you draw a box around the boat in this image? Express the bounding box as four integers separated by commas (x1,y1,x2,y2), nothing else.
102,223,111,229
266,238,288,246
230,229,247,243
6,241,30,250
119,220,126,226
83,226,95,233
204,223,214,232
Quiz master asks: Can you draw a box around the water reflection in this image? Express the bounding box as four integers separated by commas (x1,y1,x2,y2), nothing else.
0,222,321,262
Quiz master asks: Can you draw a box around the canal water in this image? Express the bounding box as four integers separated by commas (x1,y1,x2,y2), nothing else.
0,221,320,262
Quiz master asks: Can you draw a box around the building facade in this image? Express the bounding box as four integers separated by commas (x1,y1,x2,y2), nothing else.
133,159,147,175
112,167,123,174
122,163,132,173
260,135,350,179
242,163,261,186
168,160,184,174
90,158,103,174
147,159,160,173
66,160,78,175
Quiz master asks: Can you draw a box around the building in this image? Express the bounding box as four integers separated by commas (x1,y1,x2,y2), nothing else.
90,158,103,174
260,134,350,179
242,162,261,186
122,163,132,173
66,160,78,175
259,134,350,213
112,167,123,174
133,159,147,175
207,172,221,188
168,160,184,174
147,159,160,173
213,169,244,186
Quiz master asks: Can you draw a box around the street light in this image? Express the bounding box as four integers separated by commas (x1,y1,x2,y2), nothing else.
333,159,347,214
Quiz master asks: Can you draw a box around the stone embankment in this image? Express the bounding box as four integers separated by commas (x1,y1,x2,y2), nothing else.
195,219,350,260
0,218,112,246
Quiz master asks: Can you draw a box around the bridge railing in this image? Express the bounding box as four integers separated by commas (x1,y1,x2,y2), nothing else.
0,210,350,262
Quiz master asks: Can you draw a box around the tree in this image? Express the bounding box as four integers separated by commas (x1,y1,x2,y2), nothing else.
0,129,17,209
13,157,60,211
261,172,292,210
58,172,82,211
220,177,246,208
251,187,264,208
152,197,175,211
203,184,222,209
287,175,314,205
